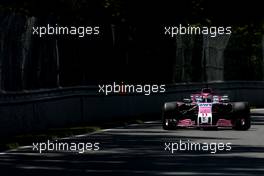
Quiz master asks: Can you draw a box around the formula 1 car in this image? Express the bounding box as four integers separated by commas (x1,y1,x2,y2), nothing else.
162,88,251,130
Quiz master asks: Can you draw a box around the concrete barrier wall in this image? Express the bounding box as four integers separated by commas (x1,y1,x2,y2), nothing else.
1,81,264,136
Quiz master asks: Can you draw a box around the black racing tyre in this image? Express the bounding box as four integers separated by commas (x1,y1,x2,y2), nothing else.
232,102,251,130
162,102,179,130
232,102,250,114
233,118,251,130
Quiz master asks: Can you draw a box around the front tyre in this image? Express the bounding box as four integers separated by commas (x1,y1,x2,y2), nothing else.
162,102,178,130
232,102,251,130
233,118,251,130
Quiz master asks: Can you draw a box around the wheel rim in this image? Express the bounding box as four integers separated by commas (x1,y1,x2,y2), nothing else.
165,119,169,126
241,118,246,126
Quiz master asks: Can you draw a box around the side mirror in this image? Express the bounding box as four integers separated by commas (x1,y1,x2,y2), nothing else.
183,98,192,103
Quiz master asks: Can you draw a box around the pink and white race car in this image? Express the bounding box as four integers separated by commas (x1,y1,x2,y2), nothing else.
162,88,251,130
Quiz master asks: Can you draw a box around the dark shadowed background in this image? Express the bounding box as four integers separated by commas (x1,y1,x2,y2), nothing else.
0,0,263,91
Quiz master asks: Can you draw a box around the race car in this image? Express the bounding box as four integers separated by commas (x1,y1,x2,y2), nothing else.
162,88,251,130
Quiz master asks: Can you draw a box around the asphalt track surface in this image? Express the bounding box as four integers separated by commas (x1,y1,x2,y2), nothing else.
0,109,264,176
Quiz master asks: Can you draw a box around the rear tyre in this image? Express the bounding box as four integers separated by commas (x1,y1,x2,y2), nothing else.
232,102,251,130
162,102,179,130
